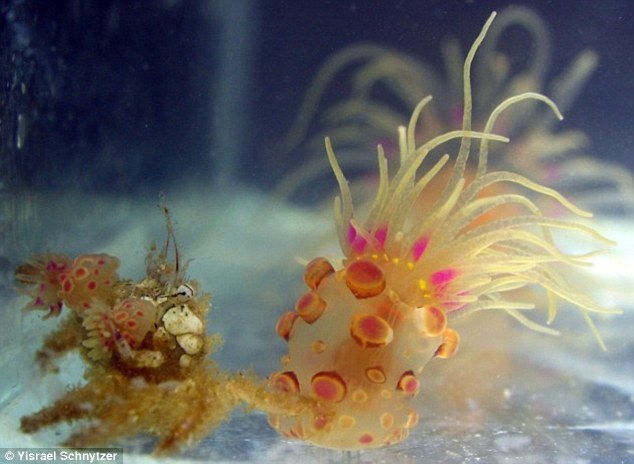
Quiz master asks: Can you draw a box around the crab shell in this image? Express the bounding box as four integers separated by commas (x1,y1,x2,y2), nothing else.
269,257,459,449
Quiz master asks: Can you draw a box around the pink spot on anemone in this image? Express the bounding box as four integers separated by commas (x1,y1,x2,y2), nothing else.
347,223,367,255
430,268,457,287
373,226,388,249
411,237,429,262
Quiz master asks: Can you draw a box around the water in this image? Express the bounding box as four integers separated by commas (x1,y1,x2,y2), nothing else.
1,2,633,463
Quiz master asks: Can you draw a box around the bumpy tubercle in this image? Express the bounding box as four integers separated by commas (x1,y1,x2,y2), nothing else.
268,246,456,448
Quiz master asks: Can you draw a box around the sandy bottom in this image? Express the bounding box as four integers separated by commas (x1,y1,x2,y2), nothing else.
0,187,632,463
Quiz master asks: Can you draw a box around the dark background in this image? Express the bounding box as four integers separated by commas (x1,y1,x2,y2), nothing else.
1,0,632,195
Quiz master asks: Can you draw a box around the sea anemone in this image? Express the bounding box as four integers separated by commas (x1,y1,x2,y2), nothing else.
278,6,634,216
83,297,157,361
267,11,620,450
14,253,71,318
58,253,120,314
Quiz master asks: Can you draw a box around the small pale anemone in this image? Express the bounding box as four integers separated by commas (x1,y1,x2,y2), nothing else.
325,12,620,350
83,297,157,361
59,253,120,314
14,253,72,318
